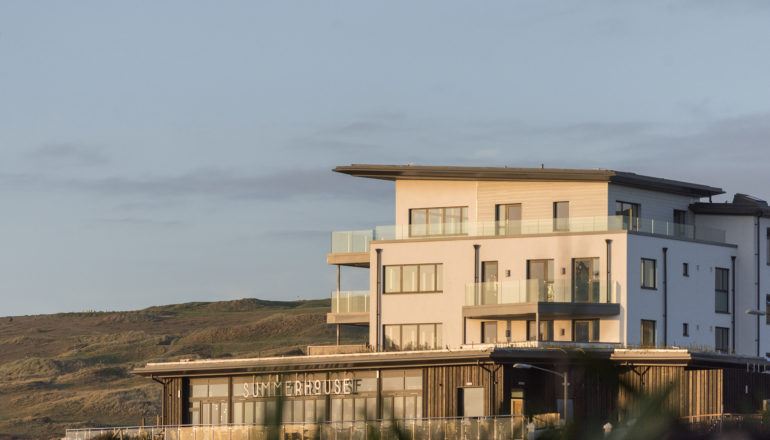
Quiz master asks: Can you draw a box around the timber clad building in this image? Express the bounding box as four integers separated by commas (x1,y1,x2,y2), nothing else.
135,165,770,429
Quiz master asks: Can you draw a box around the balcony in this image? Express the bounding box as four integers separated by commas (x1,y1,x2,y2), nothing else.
462,279,620,319
329,215,727,257
326,290,370,325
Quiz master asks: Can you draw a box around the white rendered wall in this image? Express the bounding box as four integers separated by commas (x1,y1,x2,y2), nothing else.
367,231,627,348
695,214,770,357
608,184,701,223
625,234,736,351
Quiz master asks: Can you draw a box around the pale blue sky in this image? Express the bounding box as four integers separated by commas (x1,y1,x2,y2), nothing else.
1,1,770,315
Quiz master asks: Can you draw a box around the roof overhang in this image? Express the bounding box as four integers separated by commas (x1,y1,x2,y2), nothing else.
334,164,724,198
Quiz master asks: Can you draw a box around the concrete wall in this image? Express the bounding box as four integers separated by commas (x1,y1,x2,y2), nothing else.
625,234,736,351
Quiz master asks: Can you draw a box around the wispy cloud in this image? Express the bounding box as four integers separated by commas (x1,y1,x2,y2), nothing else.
0,167,391,203
26,143,109,167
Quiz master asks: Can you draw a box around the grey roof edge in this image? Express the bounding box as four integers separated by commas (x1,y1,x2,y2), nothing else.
690,202,770,218
333,165,724,197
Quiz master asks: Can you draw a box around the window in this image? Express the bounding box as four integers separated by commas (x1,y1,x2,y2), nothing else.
641,320,656,347
767,228,770,265
766,294,770,325
481,321,498,344
616,201,641,230
384,323,442,351
715,267,729,313
673,210,689,237
496,203,522,235
409,206,468,237
527,320,554,341
641,258,657,289
682,323,689,337
553,201,570,231
715,327,729,353
527,259,555,301
384,264,443,293
481,261,499,305
682,262,689,277
573,319,600,342
573,257,600,303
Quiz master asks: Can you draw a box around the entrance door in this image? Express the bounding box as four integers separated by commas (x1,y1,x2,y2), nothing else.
511,389,525,438
482,261,499,304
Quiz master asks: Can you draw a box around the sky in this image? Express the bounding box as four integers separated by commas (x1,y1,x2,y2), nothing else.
1,1,770,315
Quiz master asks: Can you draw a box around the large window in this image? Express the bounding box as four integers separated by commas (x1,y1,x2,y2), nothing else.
715,327,729,353
526,320,553,341
496,203,522,235
481,321,498,344
553,201,570,231
381,370,423,421
641,320,656,347
189,378,230,425
409,206,468,237
616,201,640,230
573,257,600,303
715,267,729,313
384,323,443,351
641,258,657,290
384,264,443,294
527,259,555,301
573,319,600,342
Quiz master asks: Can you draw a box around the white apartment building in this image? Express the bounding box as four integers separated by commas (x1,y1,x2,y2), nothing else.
328,164,770,358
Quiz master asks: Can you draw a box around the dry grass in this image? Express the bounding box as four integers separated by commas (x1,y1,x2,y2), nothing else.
0,298,366,440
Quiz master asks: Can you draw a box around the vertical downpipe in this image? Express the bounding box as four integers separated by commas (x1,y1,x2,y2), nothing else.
376,248,383,352
605,240,613,303
336,264,341,346
662,247,668,348
757,217,761,357
468,244,480,345
731,255,737,354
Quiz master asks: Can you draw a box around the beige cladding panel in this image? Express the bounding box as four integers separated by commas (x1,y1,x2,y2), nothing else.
476,181,610,222
395,180,479,224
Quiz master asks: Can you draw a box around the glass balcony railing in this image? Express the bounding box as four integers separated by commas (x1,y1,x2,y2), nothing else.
330,290,370,314
330,215,727,253
464,279,616,306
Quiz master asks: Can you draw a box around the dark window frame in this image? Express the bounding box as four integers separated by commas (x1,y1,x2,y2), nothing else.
641,319,656,347
572,319,600,343
682,323,689,337
526,319,554,341
682,262,689,277
384,263,443,294
641,258,657,290
715,267,729,314
553,201,570,232
715,326,729,353
408,206,468,237
383,323,443,351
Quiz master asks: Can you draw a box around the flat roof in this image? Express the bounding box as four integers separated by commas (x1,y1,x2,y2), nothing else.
334,164,724,198
134,347,763,377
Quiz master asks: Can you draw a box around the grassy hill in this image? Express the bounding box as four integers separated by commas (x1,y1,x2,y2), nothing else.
0,298,367,440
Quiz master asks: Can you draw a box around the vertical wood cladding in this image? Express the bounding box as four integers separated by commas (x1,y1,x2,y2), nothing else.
617,366,723,417
161,377,185,425
424,364,505,418
723,368,770,414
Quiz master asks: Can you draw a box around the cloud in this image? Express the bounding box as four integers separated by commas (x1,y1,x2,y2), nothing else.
26,143,109,166
0,167,391,203
96,217,185,228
